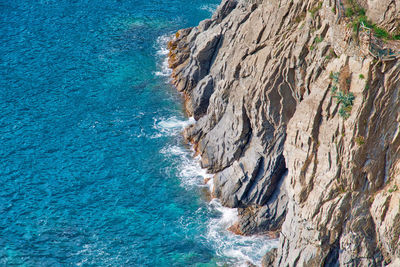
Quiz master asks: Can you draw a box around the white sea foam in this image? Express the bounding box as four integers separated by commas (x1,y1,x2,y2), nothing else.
207,199,279,266
154,35,172,79
160,144,210,188
199,4,219,14
157,116,195,129
151,116,195,138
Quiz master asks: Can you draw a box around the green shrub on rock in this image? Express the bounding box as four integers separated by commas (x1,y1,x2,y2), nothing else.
330,72,355,119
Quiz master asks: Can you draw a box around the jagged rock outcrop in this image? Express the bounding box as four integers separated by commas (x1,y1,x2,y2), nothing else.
168,0,400,266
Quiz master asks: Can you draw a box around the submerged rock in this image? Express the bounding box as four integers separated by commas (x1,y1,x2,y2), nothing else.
169,0,400,265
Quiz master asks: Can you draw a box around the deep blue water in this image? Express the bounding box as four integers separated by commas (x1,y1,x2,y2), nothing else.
0,1,275,266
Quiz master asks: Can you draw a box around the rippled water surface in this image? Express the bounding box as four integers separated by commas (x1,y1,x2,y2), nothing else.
0,1,276,266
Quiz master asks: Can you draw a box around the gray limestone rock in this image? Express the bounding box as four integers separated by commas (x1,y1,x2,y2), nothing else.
238,172,288,235
262,248,277,267
191,75,214,120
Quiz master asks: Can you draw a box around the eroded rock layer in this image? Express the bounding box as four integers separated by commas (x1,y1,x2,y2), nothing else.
168,0,400,266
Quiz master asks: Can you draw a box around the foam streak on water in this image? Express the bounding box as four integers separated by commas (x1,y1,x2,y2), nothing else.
154,35,173,79
199,4,219,14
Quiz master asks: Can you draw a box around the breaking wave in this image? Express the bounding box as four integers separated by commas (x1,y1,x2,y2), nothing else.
154,35,172,79
199,4,219,14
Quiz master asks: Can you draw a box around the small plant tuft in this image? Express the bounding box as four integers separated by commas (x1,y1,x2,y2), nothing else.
309,2,323,18
330,71,355,119
335,91,355,108
345,8,355,17
338,103,353,119
329,48,338,58
314,36,324,43
388,185,398,193
337,182,347,194
295,12,306,24
359,74,365,79
373,26,389,39
355,136,365,145
331,85,338,94
330,71,339,83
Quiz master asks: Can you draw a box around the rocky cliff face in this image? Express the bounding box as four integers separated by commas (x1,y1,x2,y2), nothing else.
168,0,400,266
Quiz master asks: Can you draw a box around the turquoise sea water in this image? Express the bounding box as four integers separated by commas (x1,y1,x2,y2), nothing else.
1,1,276,266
